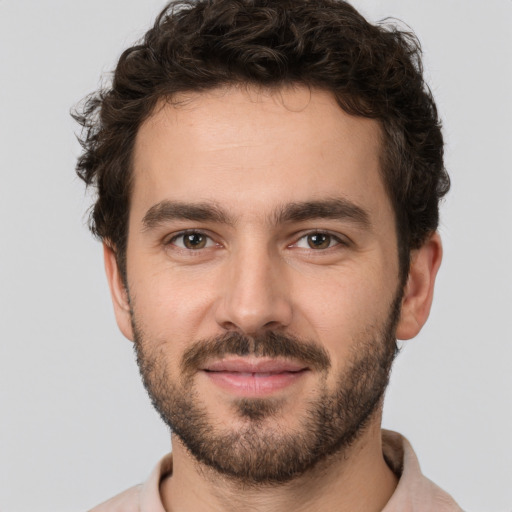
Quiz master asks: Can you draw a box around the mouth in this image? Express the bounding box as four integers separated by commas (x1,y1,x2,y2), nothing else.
201,358,309,397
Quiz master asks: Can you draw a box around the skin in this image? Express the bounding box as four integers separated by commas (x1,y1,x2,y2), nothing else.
104,85,442,512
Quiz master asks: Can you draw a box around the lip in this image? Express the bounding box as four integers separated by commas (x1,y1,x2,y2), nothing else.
204,357,307,373
201,357,309,397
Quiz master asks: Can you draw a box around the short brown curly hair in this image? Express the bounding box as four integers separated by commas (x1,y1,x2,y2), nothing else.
74,0,449,282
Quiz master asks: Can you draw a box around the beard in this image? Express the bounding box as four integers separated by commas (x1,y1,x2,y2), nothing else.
131,292,401,485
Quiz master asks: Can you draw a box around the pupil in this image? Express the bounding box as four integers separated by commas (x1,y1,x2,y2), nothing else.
309,234,329,248
186,233,204,248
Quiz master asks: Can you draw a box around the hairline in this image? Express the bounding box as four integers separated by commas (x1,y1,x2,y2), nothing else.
114,81,413,284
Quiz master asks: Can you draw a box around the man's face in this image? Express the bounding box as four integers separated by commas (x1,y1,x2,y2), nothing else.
115,86,405,482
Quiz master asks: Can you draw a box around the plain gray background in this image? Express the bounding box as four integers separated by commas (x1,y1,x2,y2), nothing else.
0,1,511,510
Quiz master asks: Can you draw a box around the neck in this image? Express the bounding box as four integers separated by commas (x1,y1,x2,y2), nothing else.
161,420,398,512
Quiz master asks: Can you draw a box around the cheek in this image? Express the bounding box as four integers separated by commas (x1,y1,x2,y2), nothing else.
128,259,218,345
291,266,395,357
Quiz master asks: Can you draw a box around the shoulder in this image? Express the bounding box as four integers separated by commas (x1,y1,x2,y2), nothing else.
87,453,173,512
382,430,463,512
88,484,142,512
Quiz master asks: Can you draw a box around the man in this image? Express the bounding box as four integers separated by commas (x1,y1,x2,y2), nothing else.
74,0,462,510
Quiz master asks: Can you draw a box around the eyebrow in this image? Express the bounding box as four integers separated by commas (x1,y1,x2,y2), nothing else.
273,199,371,228
142,201,233,230
141,198,371,231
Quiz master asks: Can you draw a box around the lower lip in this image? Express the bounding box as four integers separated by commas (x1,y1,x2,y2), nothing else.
204,370,308,396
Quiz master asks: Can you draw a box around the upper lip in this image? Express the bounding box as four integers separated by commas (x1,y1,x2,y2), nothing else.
203,358,308,373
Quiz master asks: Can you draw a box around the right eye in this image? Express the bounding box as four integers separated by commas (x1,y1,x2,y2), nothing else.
167,231,215,250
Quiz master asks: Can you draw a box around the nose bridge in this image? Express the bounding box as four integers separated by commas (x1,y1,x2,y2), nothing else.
215,236,292,334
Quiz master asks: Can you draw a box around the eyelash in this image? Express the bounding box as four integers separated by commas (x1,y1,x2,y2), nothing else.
291,231,349,251
165,230,218,250
165,229,349,252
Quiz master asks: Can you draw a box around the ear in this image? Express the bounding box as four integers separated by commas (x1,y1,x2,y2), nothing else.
103,242,134,341
396,232,443,340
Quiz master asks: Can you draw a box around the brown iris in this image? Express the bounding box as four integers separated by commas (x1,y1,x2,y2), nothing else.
307,233,332,249
183,232,207,249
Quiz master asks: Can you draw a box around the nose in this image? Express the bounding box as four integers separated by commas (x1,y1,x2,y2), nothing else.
214,242,293,335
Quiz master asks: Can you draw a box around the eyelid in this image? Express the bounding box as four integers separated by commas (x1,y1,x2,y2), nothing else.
162,228,350,250
165,229,219,249
290,230,351,249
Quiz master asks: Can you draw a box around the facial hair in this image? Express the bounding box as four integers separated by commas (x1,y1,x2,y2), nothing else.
131,293,401,485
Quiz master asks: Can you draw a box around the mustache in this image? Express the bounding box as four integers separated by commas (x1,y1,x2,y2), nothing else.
181,331,331,375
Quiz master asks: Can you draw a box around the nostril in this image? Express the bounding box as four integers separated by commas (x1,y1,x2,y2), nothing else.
220,321,241,332
262,320,283,330
213,274,293,334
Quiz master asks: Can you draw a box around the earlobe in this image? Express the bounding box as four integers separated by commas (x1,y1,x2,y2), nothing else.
103,243,134,341
396,232,443,340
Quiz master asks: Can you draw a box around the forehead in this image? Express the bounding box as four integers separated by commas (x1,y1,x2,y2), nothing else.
131,86,389,224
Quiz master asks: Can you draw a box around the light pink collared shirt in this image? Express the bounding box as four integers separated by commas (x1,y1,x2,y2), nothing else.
89,430,462,512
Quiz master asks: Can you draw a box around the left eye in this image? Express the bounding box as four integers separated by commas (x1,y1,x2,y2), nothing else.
295,233,341,250
169,232,215,250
